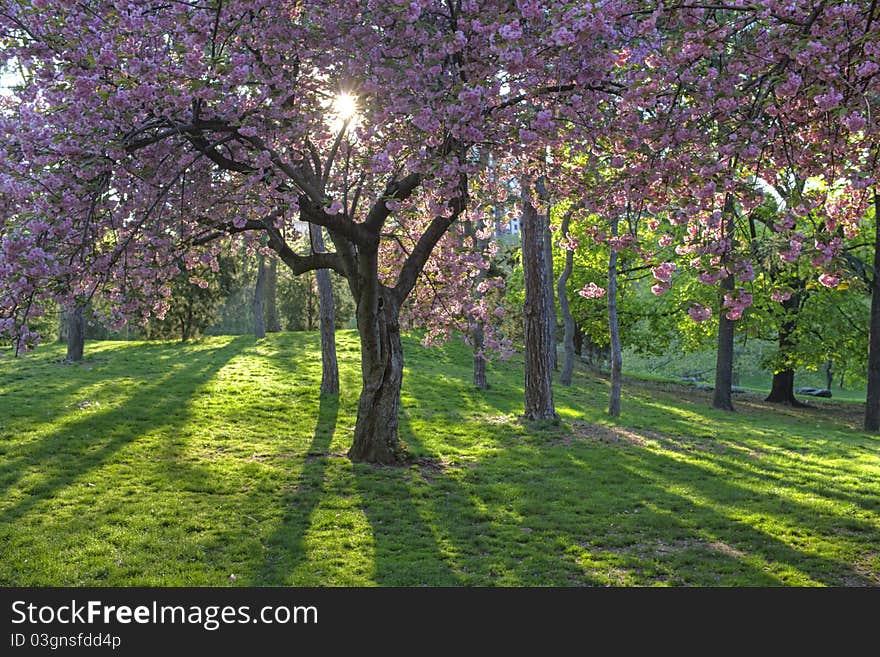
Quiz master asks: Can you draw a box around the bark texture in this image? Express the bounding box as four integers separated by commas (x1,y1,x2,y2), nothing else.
607,215,622,417
66,304,85,362
265,255,281,332
253,254,266,339
765,291,805,406
310,224,339,394
558,212,575,386
713,200,736,411
521,185,558,421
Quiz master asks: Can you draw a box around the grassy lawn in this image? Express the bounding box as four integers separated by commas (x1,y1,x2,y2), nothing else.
1,331,878,586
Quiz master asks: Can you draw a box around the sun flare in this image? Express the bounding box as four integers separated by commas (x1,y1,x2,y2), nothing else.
333,92,358,123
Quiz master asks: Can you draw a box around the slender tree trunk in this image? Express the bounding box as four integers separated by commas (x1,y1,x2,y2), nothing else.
310,224,339,394
58,307,68,343
265,255,281,332
713,199,736,411
472,322,488,389
66,303,85,362
865,192,880,430
765,292,804,406
558,212,575,386
573,324,583,357
825,361,833,392
543,221,557,372
458,209,490,390
521,184,558,421
713,275,736,411
607,216,622,417
536,178,557,371
253,254,266,339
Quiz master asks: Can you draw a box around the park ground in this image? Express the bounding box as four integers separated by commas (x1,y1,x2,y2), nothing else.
1,331,878,586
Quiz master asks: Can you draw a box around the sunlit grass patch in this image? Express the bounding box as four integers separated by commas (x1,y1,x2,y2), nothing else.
0,331,878,586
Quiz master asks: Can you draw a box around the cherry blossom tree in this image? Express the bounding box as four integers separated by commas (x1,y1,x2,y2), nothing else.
0,0,623,462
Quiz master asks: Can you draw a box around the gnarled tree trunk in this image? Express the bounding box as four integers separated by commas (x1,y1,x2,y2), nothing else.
310,224,339,394
607,215,622,417
253,254,267,339
349,284,404,464
521,184,557,421
66,303,85,362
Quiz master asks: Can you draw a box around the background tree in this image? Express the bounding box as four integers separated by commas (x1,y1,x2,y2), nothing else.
144,256,240,342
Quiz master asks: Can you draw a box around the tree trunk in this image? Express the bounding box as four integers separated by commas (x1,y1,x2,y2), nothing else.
253,254,266,339
765,292,805,406
573,324,583,357
66,304,85,362
543,216,557,372
558,212,575,386
608,216,622,417
713,199,736,411
265,255,281,332
865,192,880,431
521,184,558,421
825,361,833,392
58,307,68,343
349,284,405,464
713,274,736,411
472,322,488,389
310,224,339,394
765,370,801,405
464,212,489,391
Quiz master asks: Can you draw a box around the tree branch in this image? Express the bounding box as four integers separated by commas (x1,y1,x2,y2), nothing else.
363,172,422,237
394,178,467,302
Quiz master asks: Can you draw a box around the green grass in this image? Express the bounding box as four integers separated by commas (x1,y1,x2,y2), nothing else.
1,331,879,586
623,342,867,402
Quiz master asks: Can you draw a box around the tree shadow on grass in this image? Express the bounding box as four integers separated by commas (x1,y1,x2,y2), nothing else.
347,410,462,586
419,430,880,585
0,336,249,526
252,393,339,585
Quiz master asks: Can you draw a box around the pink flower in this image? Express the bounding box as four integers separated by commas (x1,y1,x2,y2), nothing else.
327,199,344,215
651,282,669,296
579,282,606,299
722,290,753,320
532,109,554,132
814,88,843,112
688,304,712,322
843,112,867,133
771,289,792,303
818,273,840,288
652,261,676,283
